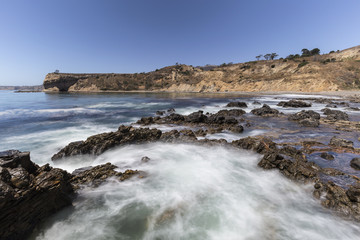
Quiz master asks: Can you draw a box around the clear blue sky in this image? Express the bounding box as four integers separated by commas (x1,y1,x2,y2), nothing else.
0,0,359,85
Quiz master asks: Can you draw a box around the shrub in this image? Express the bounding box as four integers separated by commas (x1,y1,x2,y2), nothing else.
298,61,309,68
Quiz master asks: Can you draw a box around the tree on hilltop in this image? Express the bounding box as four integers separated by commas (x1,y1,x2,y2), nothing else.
256,55,263,61
264,54,271,60
270,53,278,60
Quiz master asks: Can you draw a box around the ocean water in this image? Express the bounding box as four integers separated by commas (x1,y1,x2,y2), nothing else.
1,91,360,239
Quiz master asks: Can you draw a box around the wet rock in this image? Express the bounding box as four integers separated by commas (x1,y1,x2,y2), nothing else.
320,152,335,160
232,137,277,154
137,116,155,125
228,125,244,133
185,111,207,123
52,126,162,160
322,108,349,121
298,118,320,127
166,113,185,122
350,158,360,170
252,101,261,105
141,156,151,163
288,110,320,121
325,104,338,108
277,100,311,108
0,150,73,240
226,101,247,108
167,108,175,113
194,129,207,137
329,137,353,148
348,107,360,111
346,185,360,202
250,104,279,116
156,110,165,116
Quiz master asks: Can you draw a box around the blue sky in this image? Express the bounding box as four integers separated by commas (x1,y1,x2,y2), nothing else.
0,0,359,85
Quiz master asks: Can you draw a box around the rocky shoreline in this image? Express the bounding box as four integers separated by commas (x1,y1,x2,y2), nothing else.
2,97,360,238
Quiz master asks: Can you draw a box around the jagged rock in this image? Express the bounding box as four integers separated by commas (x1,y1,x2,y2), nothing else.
350,158,360,170
322,108,349,121
52,126,162,160
288,110,320,121
226,101,247,108
0,150,73,240
329,136,353,148
228,125,244,133
347,185,360,202
298,118,320,127
250,104,279,116
137,116,155,125
277,100,311,108
194,129,207,137
232,137,277,154
320,152,335,160
167,108,175,113
252,101,261,105
185,111,207,123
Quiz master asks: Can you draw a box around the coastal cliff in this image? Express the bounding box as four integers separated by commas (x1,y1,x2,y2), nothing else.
43,46,360,93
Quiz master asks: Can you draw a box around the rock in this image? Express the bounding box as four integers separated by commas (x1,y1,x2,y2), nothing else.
346,185,360,202
228,125,244,133
52,126,163,160
322,108,349,121
288,110,320,121
166,113,185,122
226,101,247,108
167,108,175,113
277,100,311,108
329,136,354,148
325,104,338,108
252,101,261,105
350,158,360,170
0,150,73,240
250,104,279,116
194,129,207,137
141,156,150,163
156,111,165,116
137,116,154,125
185,111,207,123
298,118,320,127
320,152,335,160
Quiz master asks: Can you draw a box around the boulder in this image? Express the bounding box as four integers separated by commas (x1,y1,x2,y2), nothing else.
185,111,207,123
226,101,247,108
250,104,279,116
277,100,311,108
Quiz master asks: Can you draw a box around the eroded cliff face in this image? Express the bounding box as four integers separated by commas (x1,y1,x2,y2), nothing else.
43,45,360,93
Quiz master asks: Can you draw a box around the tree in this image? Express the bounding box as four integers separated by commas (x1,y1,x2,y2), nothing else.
256,55,263,61
310,48,320,55
270,53,279,60
264,54,271,60
301,48,311,57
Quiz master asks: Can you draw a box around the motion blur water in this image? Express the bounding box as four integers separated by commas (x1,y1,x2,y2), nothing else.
2,91,360,239
34,144,360,240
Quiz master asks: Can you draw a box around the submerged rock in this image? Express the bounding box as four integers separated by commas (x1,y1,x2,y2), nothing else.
277,100,311,108
320,152,335,160
226,101,247,108
0,150,73,240
250,104,279,116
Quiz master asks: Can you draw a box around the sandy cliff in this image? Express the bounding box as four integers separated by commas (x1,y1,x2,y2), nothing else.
43,45,360,93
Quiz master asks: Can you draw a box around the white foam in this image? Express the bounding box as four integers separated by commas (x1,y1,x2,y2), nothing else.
35,144,360,240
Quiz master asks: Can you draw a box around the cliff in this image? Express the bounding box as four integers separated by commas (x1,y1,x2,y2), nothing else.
43,45,360,93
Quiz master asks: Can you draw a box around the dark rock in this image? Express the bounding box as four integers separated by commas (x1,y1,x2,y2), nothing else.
329,137,353,148
185,111,207,123
194,129,207,137
52,126,162,160
228,125,244,133
167,113,185,122
167,108,175,113
141,156,150,163
226,101,247,108
320,152,335,160
350,158,360,170
252,101,261,105
156,111,165,116
250,104,279,116
322,108,349,121
348,107,360,111
346,185,360,202
137,117,154,125
277,100,311,108
288,110,320,121
232,137,277,154
0,150,73,240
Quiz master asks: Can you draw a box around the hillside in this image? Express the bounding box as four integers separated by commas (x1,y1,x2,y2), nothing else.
43,45,360,93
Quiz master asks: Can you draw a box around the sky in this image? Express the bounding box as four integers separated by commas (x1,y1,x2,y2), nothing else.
0,0,360,85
